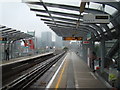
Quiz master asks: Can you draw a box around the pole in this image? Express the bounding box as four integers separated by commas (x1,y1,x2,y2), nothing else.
100,39,105,73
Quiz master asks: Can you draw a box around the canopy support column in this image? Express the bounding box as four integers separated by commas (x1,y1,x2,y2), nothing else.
100,39,105,72
118,34,120,71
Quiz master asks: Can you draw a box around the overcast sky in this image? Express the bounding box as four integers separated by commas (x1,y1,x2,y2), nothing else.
0,1,55,38
0,0,117,39
0,0,82,39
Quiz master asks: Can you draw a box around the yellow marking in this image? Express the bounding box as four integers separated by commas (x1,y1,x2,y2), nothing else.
55,59,67,90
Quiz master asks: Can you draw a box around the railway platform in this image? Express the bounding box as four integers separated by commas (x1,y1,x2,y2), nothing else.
1,52,53,66
30,51,111,89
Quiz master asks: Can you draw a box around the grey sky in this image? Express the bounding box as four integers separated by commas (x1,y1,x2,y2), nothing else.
0,0,81,39
0,0,117,39
0,2,54,38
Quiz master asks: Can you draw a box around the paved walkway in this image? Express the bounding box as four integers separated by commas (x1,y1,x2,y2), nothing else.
47,51,109,88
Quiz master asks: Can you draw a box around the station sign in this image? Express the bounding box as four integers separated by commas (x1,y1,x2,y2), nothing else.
83,13,110,24
83,41,90,44
63,37,82,41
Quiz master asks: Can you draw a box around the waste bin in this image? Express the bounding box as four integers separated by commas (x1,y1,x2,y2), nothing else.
108,68,118,87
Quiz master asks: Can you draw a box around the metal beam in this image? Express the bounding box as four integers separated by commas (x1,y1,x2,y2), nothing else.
46,22,98,36
100,24,113,39
50,26,88,33
39,1,56,25
36,14,78,22
30,8,81,19
51,27,87,37
41,18,76,26
0,28,11,32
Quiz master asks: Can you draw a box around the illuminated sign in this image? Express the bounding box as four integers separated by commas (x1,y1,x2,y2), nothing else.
83,41,90,44
0,37,7,43
0,37,2,41
63,37,82,41
83,13,110,23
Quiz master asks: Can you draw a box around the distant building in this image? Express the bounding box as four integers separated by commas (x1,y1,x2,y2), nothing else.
36,37,41,48
41,32,52,48
63,41,70,47
51,41,55,47
55,35,63,49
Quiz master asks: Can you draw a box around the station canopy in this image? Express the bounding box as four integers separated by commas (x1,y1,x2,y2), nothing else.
23,0,120,41
0,25,33,42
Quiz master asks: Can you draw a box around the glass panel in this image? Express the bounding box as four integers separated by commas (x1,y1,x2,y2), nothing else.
105,5,118,15
96,24,100,26
47,7,79,15
81,12,88,15
107,22,114,29
86,2,118,15
43,0,81,7
97,31,100,34
35,10,49,15
28,4,45,10
22,0,39,2
51,14,78,20
102,27,106,32
105,32,107,35
0,0,21,2
87,2,102,10
111,29,116,32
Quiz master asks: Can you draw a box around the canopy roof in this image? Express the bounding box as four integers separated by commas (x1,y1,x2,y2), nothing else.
0,25,33,41
23,0,120,41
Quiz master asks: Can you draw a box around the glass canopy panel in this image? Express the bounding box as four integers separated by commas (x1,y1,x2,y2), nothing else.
97,31,101,34
105,5,118,15
43,0,81,7
96,24,100,26
87,2,102,10
111,29,116,32
28,4,45,10
51,14,78,20
82,0,118,2
101,27,106,32
81,12,88,15
88,25,96,30
107,22,114,29
24,0,118,16
22,0,40,2
35,12,49,16
47,7,80,15
52,19,76,24
85,2,118,15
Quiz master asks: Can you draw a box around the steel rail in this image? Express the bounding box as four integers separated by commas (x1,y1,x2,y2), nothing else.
1,52,66,90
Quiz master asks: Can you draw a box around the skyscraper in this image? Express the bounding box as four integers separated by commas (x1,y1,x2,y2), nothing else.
41,32,52,48
55,35,63,49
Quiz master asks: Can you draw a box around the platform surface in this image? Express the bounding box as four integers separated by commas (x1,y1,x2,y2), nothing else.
1,52,53,66
46,51,108,89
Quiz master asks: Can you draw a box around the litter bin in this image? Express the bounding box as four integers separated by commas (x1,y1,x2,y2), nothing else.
108,68,118,87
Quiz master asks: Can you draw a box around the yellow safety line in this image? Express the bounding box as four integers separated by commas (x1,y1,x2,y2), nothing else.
55,59,67,90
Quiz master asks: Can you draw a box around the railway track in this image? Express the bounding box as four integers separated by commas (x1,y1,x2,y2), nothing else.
1,51,66,90
2,52,54,86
